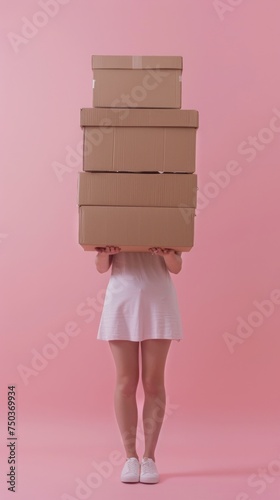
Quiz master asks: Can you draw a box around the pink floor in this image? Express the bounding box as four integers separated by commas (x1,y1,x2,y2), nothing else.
2,415,279,500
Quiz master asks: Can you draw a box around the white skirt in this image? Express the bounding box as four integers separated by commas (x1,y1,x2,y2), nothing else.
97,252,183,342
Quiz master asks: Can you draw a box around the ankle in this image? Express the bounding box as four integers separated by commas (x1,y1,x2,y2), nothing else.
143,455,155,462
126,454,139,460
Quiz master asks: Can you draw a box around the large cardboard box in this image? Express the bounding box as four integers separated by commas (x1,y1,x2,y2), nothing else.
79,206,195,252
78,172,197,207
81,108,199,173
92,55,182,109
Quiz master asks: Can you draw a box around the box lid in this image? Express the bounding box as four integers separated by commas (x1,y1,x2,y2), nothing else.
92,55,183,70
80,108,199,128
78,172,198,207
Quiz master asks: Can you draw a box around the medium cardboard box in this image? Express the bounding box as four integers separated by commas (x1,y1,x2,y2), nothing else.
81,108,199,173
92,55,182,109
78,172,197,208
79,206,195,252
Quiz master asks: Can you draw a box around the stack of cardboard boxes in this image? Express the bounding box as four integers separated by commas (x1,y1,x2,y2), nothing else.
78,55,199,252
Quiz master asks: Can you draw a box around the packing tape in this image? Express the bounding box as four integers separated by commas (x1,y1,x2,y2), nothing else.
132,56,143,69
92,79,95,89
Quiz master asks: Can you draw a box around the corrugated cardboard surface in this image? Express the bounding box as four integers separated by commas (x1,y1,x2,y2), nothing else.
79,206,195,252
78,172,197,207
92,55,183,108
81,108,199,127
93,70,181,108
83,128,196,173
81,109,198,173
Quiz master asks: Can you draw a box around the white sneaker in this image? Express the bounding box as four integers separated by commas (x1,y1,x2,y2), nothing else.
120,457,140,483
140,457,159,484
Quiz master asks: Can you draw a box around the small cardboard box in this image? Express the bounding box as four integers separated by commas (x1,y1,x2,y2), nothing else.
81,108,199,173
79,206,195,252
78,172,197,208
92,55,182,109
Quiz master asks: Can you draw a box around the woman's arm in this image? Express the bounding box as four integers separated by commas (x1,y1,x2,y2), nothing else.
163,251,182,274
95,246,121,273
149,248,182,274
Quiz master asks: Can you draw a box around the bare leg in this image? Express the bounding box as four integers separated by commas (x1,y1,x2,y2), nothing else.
108,340,140,459
141,339,172,462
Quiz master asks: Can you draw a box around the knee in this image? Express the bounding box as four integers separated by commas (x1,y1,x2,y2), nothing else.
142,377,165,396
116,376,138,397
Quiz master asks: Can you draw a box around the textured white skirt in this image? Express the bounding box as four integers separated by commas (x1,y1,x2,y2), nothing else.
97,252,183,342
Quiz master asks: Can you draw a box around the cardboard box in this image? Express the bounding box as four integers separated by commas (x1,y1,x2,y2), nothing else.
81,108,199,173
78,172,197,208
92,55,182,109
79,206,195,252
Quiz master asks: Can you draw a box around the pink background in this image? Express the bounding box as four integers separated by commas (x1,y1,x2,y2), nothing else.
1,0,280,498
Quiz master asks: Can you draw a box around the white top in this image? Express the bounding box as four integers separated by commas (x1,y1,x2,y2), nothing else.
97,252,183,342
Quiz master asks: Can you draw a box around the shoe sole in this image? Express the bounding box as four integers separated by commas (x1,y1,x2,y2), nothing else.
140,477,159,484
121,478,140,483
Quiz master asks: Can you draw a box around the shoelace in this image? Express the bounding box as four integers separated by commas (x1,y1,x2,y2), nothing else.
141,459,156,475
126,459,140,474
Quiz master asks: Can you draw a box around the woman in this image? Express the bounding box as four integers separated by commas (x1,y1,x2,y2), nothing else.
95,246,183,484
